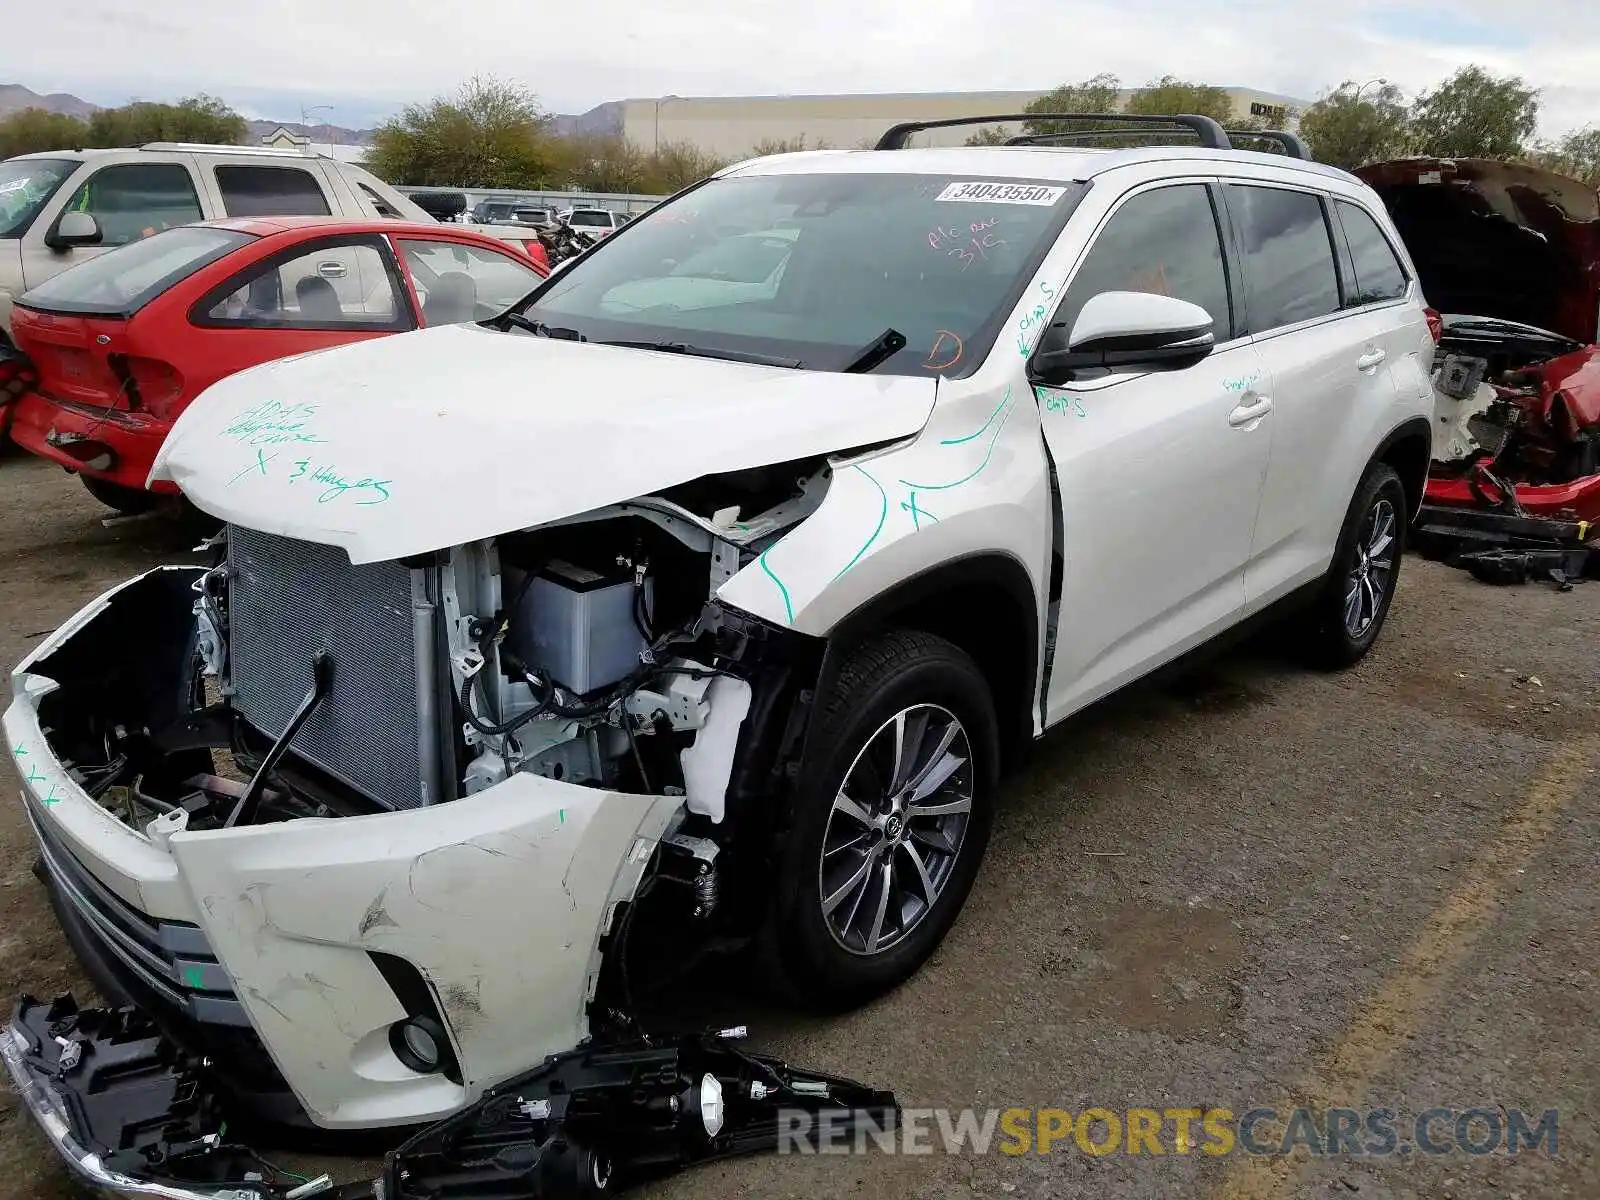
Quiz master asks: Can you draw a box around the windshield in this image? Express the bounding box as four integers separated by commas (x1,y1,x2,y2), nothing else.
0,158,77,239
19,225,254,317
519,172,1085,375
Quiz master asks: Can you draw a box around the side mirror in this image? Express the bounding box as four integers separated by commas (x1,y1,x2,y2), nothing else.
47,211,103,251
1031,291,1215,385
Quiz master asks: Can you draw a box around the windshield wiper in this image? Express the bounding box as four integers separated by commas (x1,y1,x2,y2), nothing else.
503,313,586,340
600,340,801,368
840,328,907,373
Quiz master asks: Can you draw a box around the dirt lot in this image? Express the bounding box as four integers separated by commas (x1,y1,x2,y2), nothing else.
1,449,1596,1200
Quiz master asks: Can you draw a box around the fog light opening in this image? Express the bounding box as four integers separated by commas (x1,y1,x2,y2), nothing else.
390,1016,447,1075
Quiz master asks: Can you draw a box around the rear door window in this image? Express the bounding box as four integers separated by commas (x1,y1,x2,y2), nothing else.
58,162,204,248
198,239,410,329
1227,185,1342,332
1334,200,1409,306
214,165,333,217
19,226,253,316
396,238,544,324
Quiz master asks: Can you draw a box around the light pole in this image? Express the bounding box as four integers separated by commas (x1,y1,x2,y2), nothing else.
300,104,334,154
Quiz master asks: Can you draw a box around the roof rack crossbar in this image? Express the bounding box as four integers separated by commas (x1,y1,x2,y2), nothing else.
1004,128,1210,146
1220,128,1314,160
874,112,1230,152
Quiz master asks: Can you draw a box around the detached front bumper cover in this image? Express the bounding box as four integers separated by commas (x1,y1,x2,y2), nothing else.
4,994,898,1200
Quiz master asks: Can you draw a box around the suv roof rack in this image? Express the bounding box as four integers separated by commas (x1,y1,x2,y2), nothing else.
140,141,321,158
874,112,1230,152
1000,124,1314,161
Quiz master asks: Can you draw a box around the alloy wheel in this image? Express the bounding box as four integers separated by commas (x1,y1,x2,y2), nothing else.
818,704,974,956
1344,496,1397,638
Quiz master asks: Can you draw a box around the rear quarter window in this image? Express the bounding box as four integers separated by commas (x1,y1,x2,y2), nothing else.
19,226,253,316
215,165,333,217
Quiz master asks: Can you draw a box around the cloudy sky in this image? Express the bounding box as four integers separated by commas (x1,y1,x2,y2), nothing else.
17,0,1599,135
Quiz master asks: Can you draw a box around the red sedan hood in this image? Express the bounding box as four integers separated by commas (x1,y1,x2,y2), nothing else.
1357,157,1600,345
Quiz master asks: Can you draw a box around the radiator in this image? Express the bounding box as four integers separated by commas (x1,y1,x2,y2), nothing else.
226,525,438,810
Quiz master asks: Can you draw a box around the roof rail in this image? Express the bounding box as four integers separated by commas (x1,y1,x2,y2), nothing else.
1002,124,1316,162
874,112,1230,152
140,141,320,157
1221,128,1314,161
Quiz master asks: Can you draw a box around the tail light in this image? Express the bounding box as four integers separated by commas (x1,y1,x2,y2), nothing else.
521,240,550,272
114,356,184,417
1424,307,1443,343
0,349,39,398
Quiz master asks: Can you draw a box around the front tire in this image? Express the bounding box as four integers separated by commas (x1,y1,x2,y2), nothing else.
81,475,157,515
762,630,999,1011
1299,461,1407,669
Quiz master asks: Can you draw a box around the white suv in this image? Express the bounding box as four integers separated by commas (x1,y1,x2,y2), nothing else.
4,117,1433,1172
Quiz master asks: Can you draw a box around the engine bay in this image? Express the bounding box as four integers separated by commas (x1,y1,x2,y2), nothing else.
23,457,833,840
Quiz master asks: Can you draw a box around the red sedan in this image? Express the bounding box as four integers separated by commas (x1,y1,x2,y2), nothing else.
4,216,549,512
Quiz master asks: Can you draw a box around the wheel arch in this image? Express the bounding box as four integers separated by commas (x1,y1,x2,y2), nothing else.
1372,415,1433,521
808,551,1040,768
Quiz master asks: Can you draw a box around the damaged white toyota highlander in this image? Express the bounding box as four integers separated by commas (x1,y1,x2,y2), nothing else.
4,115,1437,1198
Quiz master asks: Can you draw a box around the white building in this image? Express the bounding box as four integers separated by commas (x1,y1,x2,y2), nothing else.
618,88,1309,158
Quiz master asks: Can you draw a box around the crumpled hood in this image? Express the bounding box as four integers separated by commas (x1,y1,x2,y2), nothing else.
150,323,937,563
1357,157,1600,345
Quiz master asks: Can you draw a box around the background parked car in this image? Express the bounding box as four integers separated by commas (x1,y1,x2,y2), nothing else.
5,215,546,513
557,207,625,238
0,144,546,347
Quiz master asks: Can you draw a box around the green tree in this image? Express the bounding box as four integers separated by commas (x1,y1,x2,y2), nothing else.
1409,65,1539,159
367,76,563,187
1530,126,1600,188
1297,80,1412,169
963,125,1011,146
0,108,91,157
1124,76,1235,123
644,139,727,191
1021,72,1123,140
86,94,246,147
745,134,831,157
557,134,652,192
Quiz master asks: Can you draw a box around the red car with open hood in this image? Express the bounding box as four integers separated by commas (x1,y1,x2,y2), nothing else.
4,215,547,512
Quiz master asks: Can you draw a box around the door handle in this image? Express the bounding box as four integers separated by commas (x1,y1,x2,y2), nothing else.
1356,348,1387,371
317,260,349,279
1228,396,1274,427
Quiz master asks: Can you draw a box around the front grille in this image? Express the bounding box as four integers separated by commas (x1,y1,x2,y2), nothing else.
26,798,247,1027
227,525,429,810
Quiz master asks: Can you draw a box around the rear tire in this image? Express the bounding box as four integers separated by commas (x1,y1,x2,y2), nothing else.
81,475,157,515
1298,461,1407,669
760,630,999,1011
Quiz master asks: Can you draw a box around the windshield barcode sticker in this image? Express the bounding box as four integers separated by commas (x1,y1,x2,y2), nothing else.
936,182,1067,205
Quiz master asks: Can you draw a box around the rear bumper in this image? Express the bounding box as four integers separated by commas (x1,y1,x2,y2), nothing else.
1425,471,1600,525
7,391,178,492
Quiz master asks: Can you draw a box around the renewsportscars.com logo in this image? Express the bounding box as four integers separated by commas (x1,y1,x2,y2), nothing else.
777,1106,1560,1158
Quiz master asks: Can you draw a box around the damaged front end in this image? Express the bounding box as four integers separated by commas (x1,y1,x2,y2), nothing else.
3,452,864,1194
3,995,897,1200
1414,315,1600,582
1357,158,1600,580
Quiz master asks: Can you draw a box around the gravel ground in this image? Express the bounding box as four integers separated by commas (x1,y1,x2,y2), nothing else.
0,449,1596,1200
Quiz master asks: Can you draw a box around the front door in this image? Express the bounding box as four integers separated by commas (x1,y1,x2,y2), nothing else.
21,160,206,292
1037,181,1273,723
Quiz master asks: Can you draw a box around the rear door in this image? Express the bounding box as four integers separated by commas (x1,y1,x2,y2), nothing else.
184,233,416,399
1222,183,1402,610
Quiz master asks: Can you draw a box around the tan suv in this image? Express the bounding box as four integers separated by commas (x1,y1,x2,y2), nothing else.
0,142,448,342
